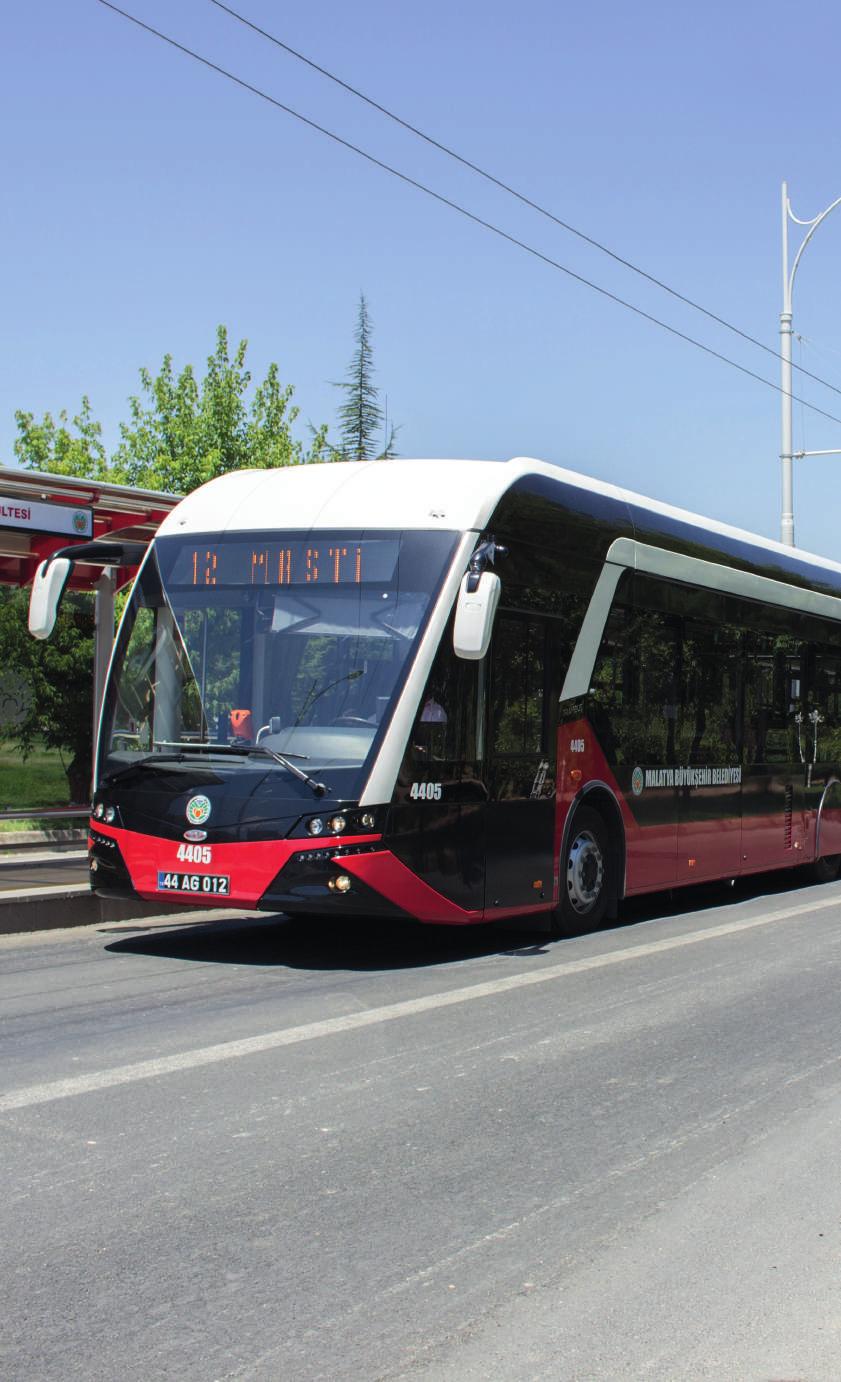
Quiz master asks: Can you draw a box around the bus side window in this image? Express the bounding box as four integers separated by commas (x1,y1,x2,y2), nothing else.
590,599,679,765
637,608,679,765
490,615,546,756
588,604,630,764
810,642,841,763
677,620,740,766
743,632,804,765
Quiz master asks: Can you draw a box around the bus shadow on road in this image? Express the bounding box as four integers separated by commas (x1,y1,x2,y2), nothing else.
618,865,831,927
100,867,832,972
102,912,551,972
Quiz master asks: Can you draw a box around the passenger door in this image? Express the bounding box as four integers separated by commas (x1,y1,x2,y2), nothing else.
484,613,557,914
390,625,486,915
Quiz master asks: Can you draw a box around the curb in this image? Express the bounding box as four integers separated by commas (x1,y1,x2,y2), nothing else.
0,886,194,936
0,829,88,849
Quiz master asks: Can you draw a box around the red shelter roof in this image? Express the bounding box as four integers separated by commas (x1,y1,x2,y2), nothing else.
0,468,181,591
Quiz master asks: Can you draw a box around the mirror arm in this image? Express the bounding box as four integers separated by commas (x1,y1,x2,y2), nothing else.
466,536,508,593
43,539,148,570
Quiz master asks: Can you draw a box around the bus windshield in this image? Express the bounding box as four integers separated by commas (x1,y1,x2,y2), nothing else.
98,528,459,800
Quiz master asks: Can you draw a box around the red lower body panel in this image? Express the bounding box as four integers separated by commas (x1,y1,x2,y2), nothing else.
92,823,554,926
555,717,837,899
91,823,381,909
338,850,552,925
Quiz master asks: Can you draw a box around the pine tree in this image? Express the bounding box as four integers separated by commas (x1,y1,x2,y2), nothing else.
333,294,398,460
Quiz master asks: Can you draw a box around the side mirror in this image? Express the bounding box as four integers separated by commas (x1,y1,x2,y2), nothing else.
453,571,501,660
28,558,72,640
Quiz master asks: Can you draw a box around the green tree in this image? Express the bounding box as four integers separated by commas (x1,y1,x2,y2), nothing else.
14,397,108,479
11,402,105,803
112,326,330,493
0,589,95,803
14,325,329,492
333,294,397,460
10,326,330,803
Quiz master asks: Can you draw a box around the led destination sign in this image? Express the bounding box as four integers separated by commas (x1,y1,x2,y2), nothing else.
165,537,401,589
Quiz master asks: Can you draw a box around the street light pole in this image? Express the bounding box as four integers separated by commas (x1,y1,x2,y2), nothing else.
780,183,794,546
780,180,841,546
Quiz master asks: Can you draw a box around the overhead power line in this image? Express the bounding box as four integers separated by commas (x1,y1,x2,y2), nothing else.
208,0,841,404
96,0,841,431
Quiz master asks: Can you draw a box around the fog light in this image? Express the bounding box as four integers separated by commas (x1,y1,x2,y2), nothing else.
334,874,352,893
360,812,375,829
93,803,104,820
307,817,325,836
104,806,116,824
327,814,347,834
90,858,99,872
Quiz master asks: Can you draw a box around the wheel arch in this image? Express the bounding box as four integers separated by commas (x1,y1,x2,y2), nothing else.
815,774,841,860
561,782,627,905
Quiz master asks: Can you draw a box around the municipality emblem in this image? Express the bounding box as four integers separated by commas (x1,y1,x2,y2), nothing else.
186,794,211,826
631,767,644,797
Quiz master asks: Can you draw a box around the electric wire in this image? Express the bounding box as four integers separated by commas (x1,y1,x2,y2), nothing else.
96,0,841,430
207,0,841,403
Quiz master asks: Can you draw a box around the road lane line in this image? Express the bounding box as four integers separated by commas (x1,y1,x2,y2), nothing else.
3,892,840,1113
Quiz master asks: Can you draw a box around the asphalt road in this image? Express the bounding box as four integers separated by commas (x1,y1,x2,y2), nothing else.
3,874,841,1381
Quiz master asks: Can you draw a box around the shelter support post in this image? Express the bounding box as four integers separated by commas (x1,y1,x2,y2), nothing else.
92,567,116,784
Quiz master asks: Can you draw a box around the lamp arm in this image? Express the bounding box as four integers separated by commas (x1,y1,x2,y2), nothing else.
787,193,841,301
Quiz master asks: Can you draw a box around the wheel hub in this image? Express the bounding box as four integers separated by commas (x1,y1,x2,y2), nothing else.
567,829,604,914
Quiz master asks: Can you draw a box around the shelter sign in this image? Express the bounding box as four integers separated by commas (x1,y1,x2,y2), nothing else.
0,494,92,539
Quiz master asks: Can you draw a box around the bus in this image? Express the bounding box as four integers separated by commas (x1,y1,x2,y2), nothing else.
62,456,841,932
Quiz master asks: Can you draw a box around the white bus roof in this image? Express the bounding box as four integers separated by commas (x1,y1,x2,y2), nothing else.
156,456,841,580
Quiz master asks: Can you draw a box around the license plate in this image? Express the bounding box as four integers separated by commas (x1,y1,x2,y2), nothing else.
156,871,230,896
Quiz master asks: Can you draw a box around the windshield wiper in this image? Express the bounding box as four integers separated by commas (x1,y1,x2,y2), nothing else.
102,750,194,784
244,744,328,797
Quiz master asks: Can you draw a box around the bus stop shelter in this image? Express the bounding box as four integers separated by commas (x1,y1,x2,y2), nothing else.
0,466,180,814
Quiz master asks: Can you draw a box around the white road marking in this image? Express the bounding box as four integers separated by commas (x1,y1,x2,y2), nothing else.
2,892,839,1113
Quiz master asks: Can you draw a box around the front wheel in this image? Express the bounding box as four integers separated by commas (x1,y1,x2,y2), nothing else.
554,806,612,936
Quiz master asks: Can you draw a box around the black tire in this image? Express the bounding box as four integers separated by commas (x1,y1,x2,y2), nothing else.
553,805,613,936
808,852,841,884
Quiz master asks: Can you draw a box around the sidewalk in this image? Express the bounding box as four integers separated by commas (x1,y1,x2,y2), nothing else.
0,843,186,936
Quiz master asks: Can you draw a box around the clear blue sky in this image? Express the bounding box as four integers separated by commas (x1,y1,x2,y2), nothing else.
3,0,841,554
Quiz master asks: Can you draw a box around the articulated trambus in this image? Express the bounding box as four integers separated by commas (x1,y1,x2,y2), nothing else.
43,457,841,931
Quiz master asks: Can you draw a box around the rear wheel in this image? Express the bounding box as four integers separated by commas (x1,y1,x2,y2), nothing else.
554,806,612,936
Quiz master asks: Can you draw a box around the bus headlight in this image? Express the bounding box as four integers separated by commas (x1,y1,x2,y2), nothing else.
307,817,325,836
104,806,116,824
328,874,352,893
327,815,347,834
93,803,104,820
360,812,376,829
